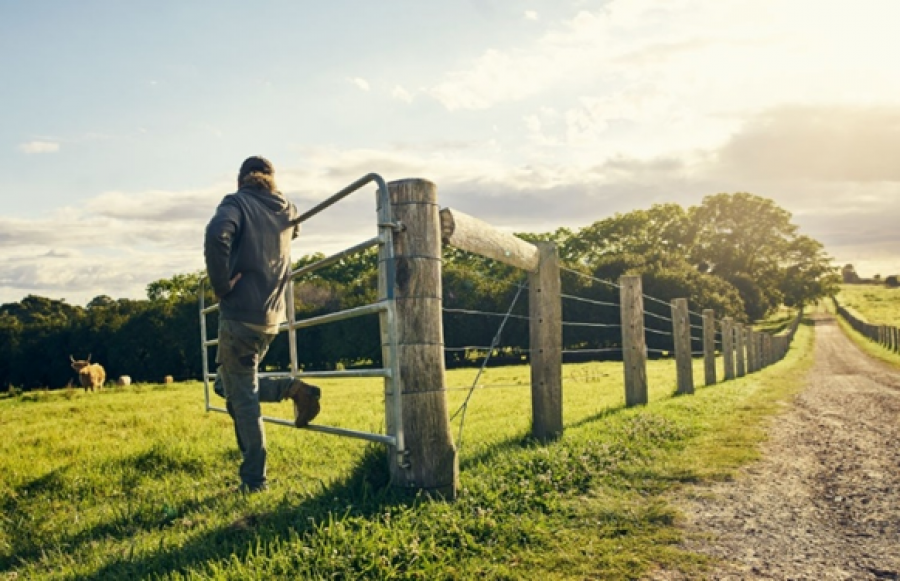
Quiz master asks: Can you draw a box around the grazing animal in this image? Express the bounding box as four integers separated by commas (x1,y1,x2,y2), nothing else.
164,375,174,384
70,354,106,392
117,375,132,386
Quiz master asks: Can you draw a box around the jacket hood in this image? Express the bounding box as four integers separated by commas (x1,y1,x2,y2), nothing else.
237,185,291,214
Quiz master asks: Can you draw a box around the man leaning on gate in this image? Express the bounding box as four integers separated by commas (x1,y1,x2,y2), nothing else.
204,155,321,494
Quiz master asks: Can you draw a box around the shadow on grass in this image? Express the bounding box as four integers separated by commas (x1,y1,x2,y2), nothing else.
457,402,630,472
64,445,423,580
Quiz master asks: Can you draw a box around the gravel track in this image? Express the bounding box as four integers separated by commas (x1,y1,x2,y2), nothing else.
658,312,900,580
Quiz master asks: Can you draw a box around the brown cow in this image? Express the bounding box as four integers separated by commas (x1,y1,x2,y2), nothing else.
70,354,106,392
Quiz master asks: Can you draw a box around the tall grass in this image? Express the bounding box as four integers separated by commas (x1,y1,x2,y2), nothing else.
1,322,813,580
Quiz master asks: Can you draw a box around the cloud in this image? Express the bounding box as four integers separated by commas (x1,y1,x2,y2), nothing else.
524,10,538,21
348,77,371,92
712,105,900,183
392,85,413,103
18,141,60,154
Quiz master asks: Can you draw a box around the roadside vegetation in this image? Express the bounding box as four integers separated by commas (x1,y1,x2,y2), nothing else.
836,283,900,327
1,192,837,392
1,321,814,580
832,285,900,369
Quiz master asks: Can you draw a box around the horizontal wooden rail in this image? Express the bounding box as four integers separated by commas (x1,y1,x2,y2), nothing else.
440,207,540,272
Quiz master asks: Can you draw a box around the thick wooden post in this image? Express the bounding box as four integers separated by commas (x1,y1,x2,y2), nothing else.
746,329,758,373
620,275,648,406
671,299,693,395
383,178,458,498
702,309,716,386
755,332,764,370
722,317,735,380
735,323,746,377
529,242,563,442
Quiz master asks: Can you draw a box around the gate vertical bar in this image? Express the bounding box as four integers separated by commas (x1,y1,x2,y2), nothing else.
286,279,299,377
199,285,211,410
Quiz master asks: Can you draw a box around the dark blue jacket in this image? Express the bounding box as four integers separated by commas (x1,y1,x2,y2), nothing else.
204,186,299,327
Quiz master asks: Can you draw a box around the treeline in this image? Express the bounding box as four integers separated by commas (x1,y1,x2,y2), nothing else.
0,193,839,390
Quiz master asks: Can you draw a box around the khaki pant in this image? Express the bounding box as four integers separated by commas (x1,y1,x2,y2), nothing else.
215,319,294,490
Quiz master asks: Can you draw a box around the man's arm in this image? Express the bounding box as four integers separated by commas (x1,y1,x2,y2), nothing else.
204,197,242,299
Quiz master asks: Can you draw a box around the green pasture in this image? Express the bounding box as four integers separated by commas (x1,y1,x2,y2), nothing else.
831,286,900,368
1,321,814,580
836,283,900,327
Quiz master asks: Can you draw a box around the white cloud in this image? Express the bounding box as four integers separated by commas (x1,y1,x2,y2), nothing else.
422,0,900,160
348,77,371,92
18,140,60,154
524,10,538,21
392,85,414,103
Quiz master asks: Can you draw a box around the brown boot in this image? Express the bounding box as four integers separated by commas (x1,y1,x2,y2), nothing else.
284,379,321,427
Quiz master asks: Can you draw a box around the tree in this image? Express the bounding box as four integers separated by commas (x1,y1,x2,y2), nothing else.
689,193,798,318
146,271,205,302
564,204,694,269
779,235,840,308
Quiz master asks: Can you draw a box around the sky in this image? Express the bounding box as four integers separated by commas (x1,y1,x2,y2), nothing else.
2,0,899,306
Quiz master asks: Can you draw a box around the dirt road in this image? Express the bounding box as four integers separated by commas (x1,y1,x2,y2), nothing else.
667,312,900,580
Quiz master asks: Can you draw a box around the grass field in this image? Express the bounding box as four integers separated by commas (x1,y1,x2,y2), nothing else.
1,322,814,580
836,283,900,326
831,285,900,368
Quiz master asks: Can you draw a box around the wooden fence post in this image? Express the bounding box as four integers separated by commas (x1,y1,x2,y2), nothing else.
529,242,563,442
722,317,735,380
756,333,765,369
620,275,648,406
702,309,716,386
735,323,746,377
383,178,458,498
746,329,757,373
671,298,693,395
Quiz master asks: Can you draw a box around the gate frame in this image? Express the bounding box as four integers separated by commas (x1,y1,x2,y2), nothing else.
199,173,408,469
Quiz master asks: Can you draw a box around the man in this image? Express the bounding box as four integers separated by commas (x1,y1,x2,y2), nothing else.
205,155,321,493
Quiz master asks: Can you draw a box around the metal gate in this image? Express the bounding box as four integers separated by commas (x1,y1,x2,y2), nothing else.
199,173,406,465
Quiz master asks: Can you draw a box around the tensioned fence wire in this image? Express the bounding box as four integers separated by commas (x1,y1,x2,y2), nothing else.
446,276,529,448
559,267,624,360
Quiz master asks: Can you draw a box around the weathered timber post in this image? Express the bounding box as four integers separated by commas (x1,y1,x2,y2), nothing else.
756,333,765,369
702,309,716,386
528,242,563,441
383,178,458,498
759,331,772,368
765,333,773,366
620,275,648,406
746,329,758,373
439,208,560,442
735,323,746,377
671,299,693,395
722,317,735,380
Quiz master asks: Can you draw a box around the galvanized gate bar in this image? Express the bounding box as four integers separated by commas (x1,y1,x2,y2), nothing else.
208,368,392,380
205,405,397,446
291,236,381,279
280,301,388,332
289,173,387,227
199,172,406,465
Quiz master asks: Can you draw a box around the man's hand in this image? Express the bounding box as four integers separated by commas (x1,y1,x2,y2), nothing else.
216,273,242,300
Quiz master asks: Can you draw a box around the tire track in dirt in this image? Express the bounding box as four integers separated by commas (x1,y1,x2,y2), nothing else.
658,312,900,580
